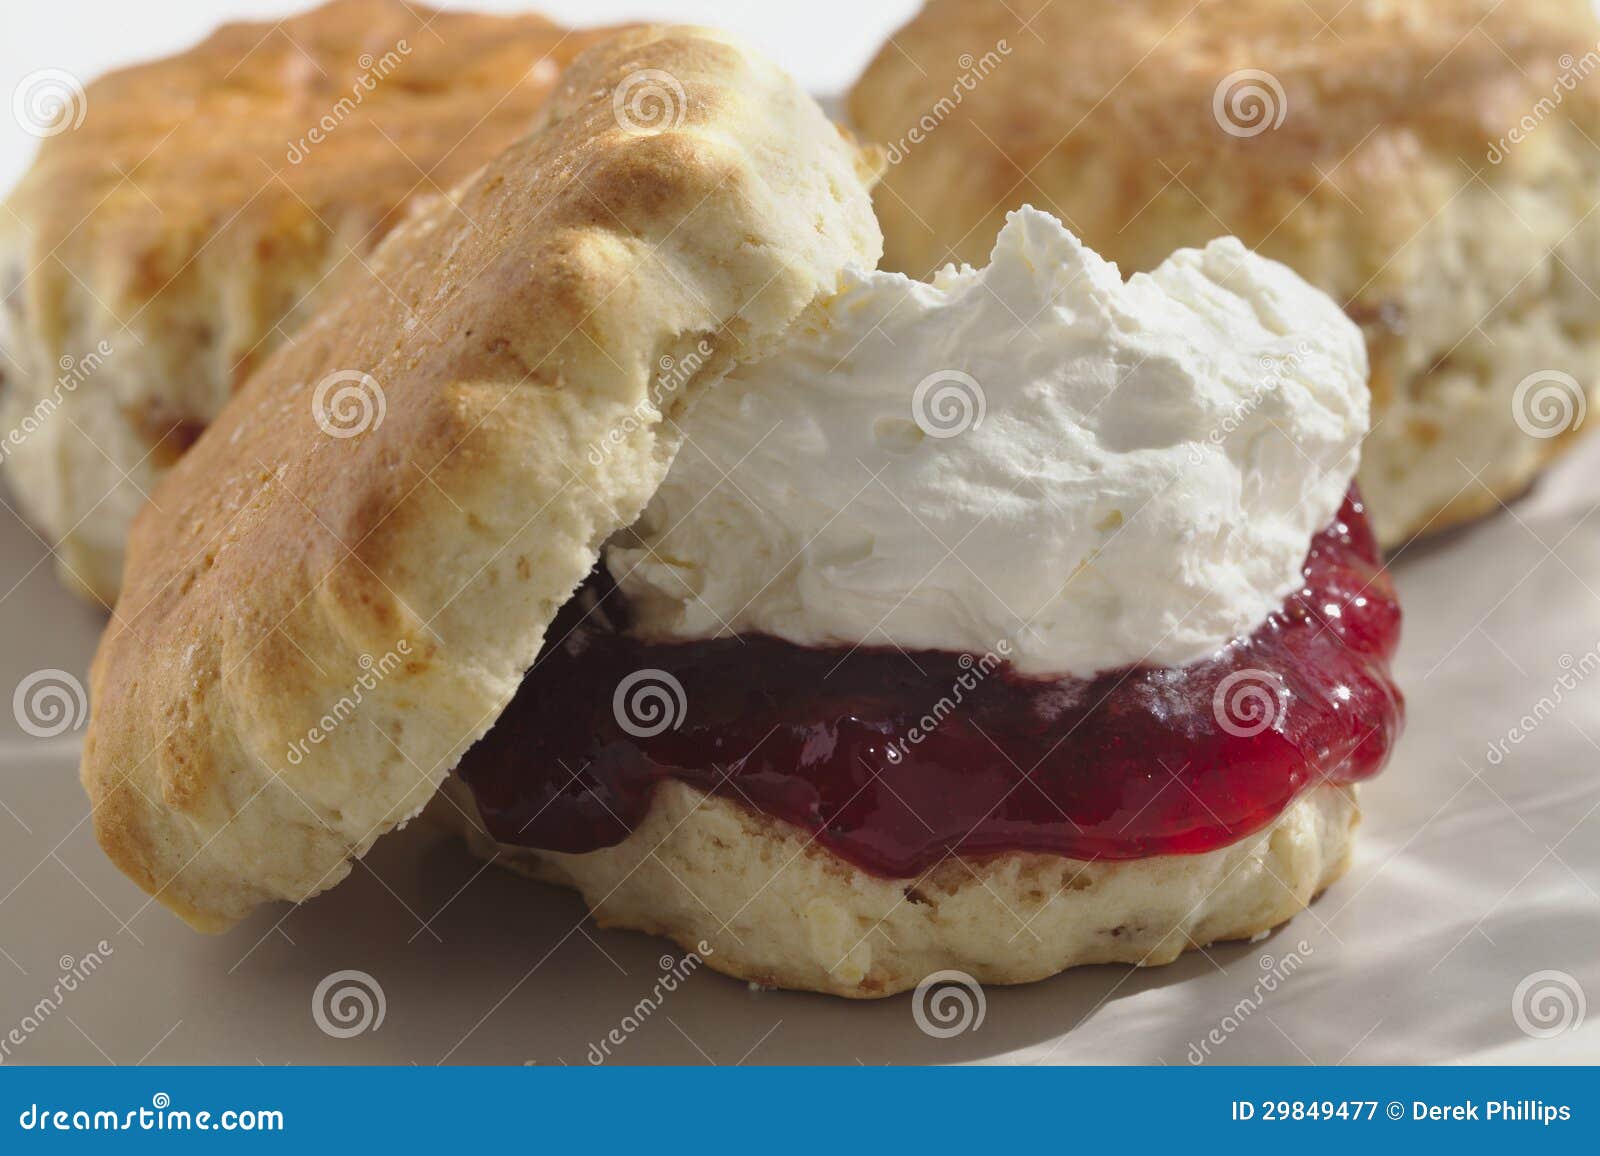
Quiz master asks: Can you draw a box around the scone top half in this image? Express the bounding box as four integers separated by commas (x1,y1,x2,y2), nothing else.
0,0,626,604
79,26,883,932
849,0,1600,547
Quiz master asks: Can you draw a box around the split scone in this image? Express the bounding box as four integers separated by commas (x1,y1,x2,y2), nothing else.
446,209,1402,996
80,28,1402,999
849,0,1600,548
0,0,622,603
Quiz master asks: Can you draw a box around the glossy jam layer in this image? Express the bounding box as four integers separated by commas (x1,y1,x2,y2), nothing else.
458,489,1403,875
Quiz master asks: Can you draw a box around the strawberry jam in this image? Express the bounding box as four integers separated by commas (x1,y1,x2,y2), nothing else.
458,489,1402,874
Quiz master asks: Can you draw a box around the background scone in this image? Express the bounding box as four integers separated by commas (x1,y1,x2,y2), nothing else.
80,26,883,934
0,0,622,603
849,0,1600,548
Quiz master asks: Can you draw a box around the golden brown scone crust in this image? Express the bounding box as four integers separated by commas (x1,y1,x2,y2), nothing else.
0,0,624,602
80,26,882,932
441,779,1358,999
849,0,1600,547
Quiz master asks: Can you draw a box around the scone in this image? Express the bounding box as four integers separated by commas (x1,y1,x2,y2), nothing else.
848,0,1600,548
0,0,623,603
446,209,1402,996
80,25,885,935
80,29,1403,999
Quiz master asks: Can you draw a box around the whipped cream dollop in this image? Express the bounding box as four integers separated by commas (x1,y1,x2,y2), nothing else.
607,207,1369,677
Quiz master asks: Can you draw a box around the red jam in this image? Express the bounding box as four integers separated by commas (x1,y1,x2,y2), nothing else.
458,489,1402,875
